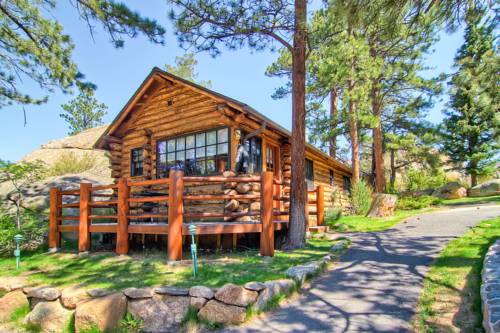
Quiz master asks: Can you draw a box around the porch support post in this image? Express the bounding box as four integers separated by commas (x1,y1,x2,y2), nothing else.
168,169,184,261
116,177,130,255
78,183,92,252
48,187,61,249
317,185,324,226
260,171,274,257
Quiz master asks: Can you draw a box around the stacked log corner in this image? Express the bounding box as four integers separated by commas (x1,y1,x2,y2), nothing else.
260,171,274,257
48,187,61,249
168,169,184,261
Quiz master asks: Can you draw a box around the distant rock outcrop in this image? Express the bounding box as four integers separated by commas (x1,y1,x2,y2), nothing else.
0,125,113,211
469,179,500,197
432,182,467,200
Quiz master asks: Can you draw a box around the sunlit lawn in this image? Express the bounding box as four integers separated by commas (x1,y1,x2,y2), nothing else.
441,194,500,206
0,238,335,291
413,216,500,332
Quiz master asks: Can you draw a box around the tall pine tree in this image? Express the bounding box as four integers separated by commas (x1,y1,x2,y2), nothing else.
441,6,499,187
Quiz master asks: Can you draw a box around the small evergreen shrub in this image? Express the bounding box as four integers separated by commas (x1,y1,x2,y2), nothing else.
350,180,373,215
50,152,96,176
396,195,443,210
406,169,447,192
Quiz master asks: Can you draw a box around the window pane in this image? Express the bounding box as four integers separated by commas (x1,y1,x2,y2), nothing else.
186,135,195,149
196,147,205,158
207,145,216,157
157,141,166,154
176,150,185,161
196,133,205,147
218,128,228,143
216,155,229,173
158,153,166,163
218,143,228,154
206,158,215,173
196,160,206,174
176,137,185,150
207,131,217,145
167,140,175,152
186,149,195,160
167,152,175,162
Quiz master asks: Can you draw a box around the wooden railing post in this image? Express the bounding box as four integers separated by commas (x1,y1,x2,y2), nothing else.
260,171,274,257
78,183,92,252
116,177,129,255
168,169,184,261
317,185,324,226
49,187,61,249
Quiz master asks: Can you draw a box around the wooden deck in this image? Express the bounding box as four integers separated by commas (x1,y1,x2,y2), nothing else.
48,171,324,260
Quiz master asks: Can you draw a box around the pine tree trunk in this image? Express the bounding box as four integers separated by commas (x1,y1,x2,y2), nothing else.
284,0,307,250
329,89,338,158
348,80,360,184
371,84,386,193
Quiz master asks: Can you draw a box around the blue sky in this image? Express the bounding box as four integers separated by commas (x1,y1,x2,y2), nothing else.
0,1,464,162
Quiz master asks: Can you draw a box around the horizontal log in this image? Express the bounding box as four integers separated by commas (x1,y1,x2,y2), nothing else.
183,176,260,183
183,194,259,201
128,196,169,203
90,200,118,206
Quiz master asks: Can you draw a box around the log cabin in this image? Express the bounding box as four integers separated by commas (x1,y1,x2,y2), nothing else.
48,67,352,259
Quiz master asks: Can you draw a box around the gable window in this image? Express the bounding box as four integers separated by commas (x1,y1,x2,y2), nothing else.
305,158,314,190
329,169,334,186
156,128,229,178
343,175,351,194
131,148,144,177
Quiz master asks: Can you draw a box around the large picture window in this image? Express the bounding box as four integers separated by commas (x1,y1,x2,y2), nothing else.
156,128,229,177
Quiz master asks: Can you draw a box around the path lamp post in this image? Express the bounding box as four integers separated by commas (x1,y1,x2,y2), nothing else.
189,224,198,277
14,234,23,270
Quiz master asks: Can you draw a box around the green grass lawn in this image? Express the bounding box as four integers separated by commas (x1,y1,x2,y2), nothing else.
441,194,500,206
0,238,337,291
413,216,500,332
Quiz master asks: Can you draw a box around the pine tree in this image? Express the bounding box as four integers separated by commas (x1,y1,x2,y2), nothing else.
60,89,108,135
441,6,499,187
166,53,212,88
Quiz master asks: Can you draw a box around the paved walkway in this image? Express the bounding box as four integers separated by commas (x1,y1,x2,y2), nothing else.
224,204,500,333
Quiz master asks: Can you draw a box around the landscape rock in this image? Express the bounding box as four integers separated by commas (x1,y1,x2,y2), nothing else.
198,300,246,325
128,295,189,332
154,286,189,296
215,283,258,307
189,285,214,299
0,290,29,321
61,285,90,309
75,293,127,333
24,301,73,333
0,276,29,293
432,182,467,200
235,183,252,194
123,287,153,299
190,296,208,310
285,262,322,283
86,288,113,298
254,279,295,311
367,193,397,217
27,287,61,309
244,281,266,292
470,179,500,198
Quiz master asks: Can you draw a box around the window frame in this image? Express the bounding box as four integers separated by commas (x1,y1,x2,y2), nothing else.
130,148,144,177
155,127,230,178
329,169,335,187
343,175,351,194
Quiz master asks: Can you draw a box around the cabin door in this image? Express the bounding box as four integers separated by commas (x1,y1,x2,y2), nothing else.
265,143,281,211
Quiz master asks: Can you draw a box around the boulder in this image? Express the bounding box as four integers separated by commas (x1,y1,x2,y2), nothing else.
123,287,153,299
198,300,246,325
154,286,189,296
24,301,73,333
27,287,61,309
469,179,500,197
189,286,214,299
128,295,189,332
61,285,90,309
366,193,397,218
244,281,266,292
0,276,29,293
75,293,127,333
190,296,208,310
86,288,113,298
254,279,294,311
215,283,258,307
285,262,322,283
0,290,29,322
235,183,252,194
224,199,240,212
432,182,467,200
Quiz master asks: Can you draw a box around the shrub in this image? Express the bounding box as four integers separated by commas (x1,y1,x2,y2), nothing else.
0,206,47,256
351,180,373,215
406,169,447,192
50,152,96,176
396,195,443,210
325,207,342,224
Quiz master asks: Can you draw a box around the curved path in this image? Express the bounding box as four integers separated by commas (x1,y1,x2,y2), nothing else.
224,204,500,333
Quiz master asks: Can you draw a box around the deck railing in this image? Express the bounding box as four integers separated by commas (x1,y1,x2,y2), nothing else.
48,170,324,260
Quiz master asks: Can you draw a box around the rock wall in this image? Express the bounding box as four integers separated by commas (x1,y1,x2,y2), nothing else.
481,239,500,333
